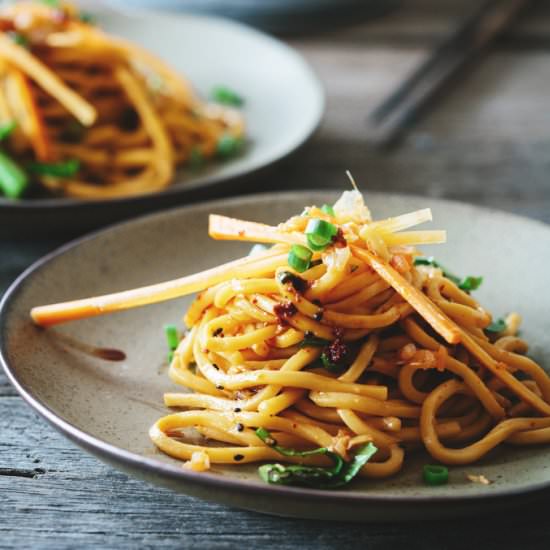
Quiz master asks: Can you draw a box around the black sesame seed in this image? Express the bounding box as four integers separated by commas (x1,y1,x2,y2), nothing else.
216,385,224,390
234,454,244,461
236,423,244,432
234,407,242,413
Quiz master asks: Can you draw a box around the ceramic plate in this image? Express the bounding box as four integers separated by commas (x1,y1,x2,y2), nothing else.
1,191,550,521
0,4,324,237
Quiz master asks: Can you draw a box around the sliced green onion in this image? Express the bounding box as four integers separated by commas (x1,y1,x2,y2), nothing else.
423,464,449,486
27,158,80,178
167,351,174,363
305,218,338,250
288,244,312,273
485,318,507,333
321,204,335,217
164,324,179,351
458,276,483,292
216,133,243,158
0,151,29,199
0,121,16,141
211,85,244,107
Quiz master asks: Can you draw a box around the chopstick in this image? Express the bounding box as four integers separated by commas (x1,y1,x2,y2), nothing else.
366,0,533,148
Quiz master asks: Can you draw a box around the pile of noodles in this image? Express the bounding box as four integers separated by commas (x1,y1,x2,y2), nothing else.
0,1,244,199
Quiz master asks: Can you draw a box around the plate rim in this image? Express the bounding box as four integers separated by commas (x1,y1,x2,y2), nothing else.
0,7,325,210
2,189,550,511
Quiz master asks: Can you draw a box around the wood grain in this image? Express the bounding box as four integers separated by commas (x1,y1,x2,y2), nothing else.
3,1,550,547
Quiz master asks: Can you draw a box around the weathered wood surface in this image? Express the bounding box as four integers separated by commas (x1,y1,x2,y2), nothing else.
3,1,550,547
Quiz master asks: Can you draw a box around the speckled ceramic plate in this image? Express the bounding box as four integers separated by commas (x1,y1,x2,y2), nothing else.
1,191,550,521
0,3,324,237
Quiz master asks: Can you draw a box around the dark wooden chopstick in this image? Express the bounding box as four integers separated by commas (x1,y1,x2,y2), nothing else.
366,0,533,149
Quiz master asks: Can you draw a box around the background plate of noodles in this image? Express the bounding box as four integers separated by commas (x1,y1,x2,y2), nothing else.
1,191,550,521
0,2,324,236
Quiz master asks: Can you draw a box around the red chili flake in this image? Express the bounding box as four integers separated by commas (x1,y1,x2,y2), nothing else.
331,228,347,248
325,338,349,364
274,301,298,325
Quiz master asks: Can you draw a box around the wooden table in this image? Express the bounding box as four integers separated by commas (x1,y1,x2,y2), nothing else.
2,1,550,547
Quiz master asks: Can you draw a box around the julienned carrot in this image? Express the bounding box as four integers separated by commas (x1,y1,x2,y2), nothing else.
351,246,461,345
12,69,51,161
209,214,306,246
30,250,288,327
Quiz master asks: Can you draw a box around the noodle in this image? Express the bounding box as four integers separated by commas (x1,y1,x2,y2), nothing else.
30,189,550,486
0,1,244,199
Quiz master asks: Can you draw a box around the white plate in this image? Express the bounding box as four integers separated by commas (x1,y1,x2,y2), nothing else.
0,3,324,235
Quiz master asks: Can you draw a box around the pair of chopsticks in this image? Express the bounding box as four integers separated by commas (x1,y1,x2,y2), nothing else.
367,0,533,148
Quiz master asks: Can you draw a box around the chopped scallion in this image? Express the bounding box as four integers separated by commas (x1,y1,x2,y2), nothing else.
216,134,243,158
423,464,449,486
211,85,244,107
305,218,338,247
321,204,335,217
0,121,16,141
27,158,80,178
164,324,179,351
288,244,312,273
0,151,29,199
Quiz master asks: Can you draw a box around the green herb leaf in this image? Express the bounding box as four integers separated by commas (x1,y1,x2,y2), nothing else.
485,318,507,333
333,442,378,487
299,334,331,348
321,352,343,372
256,428,377,490
255,427,328,458
27,158,80,178
0,121,16,141
414,256,483,292
211,85,244,107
